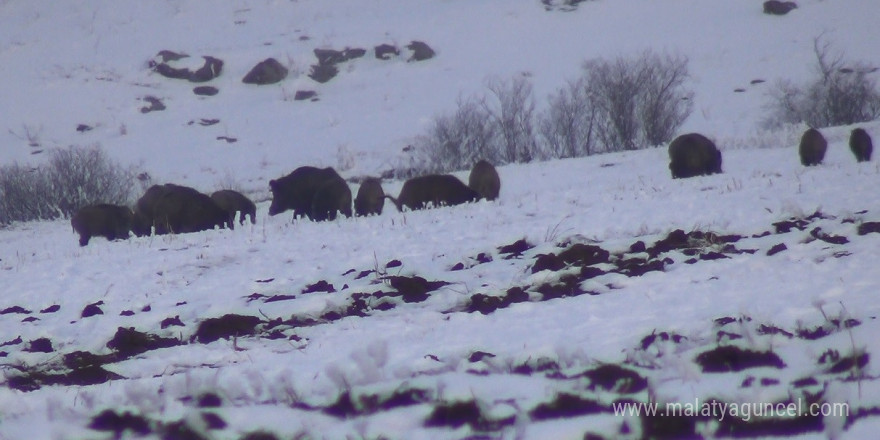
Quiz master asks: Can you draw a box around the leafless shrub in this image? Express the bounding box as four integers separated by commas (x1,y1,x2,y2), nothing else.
412,95,498,173
584,57,643,151
764,36,880,129
483,75,541,163
410,52,691,173
47,145,137,216
412,75,541,174
0,145,138,226
0,164,55,225
584,50,692,151
539,77,597,158
637,52,694,146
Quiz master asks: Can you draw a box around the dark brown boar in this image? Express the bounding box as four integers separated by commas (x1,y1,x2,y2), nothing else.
133,184,176,235
799,128,827,166
354,177,385,217
268,166,352,221
386,174,480,212
468,160,501,201
211,189,257,224
133,184,169,234
849,128,873,162
668,133,723,179
135,184,232,235
71,204,133,246
310,177,353,221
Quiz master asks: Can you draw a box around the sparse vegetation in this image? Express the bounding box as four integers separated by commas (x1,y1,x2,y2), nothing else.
583,50,693,151
46,145,138,217
0,163,55,225
412,94,503,174
413,50,692,173
540,76,597,158
0,145,138,225
764,36,880,128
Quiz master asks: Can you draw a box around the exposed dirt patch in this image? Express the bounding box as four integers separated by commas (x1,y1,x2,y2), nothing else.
107,327,181,356
89,410,152,437
695,346,786,372
192,314,262,344
424,399,514,431
497,238,533,259
1,306,30,315
857,221,880,235
323,387,432,418
529,393,607,420
7,364,124,392
579,364,648,394
466,287,530,315
385,275,449,303
302,280,335,294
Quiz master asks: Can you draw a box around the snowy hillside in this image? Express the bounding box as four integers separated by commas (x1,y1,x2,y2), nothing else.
2,0,879,189
2,0,880,439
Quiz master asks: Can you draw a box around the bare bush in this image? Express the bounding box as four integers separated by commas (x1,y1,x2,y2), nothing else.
0,164,55,225
764,37,880,128
411,75,541,174
539,77,597,158
410,52,691,173
47,145,137,216
584,57,643,151
584,51,692,151
483,75,541,163
636,52,694,146
414,96,497,173
0,145,138,226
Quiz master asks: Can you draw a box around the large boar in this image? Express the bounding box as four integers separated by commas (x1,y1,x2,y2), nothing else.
133,184,177,235
468,160,501,201
386,174,480,212
310,177,353,221
135,184,232,235
799,128,827,166
849,128,873,162
211,189,257,225
71,204,133,246
354,177,385,217
268,166,352,221
668,133,723,179
133,184,170,234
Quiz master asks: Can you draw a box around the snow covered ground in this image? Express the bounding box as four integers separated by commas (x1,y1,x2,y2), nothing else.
2,0,880,439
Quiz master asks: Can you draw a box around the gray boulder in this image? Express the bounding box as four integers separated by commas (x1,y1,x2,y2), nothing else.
763,1,797,15
242,58,289,85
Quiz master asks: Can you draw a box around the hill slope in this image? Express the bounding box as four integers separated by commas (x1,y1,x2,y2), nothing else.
2,0,880,439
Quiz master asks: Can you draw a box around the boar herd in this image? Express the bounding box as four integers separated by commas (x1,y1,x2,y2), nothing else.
71,126,873,246
71,160,502,246
794,126,873,166
668,127,873,178
72,184,257,246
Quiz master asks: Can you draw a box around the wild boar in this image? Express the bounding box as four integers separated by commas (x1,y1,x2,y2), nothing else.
71,204,133,246
799,128,827,166
386,174,480,211
668,133,723,179
211,189,257,224
269,166,352,221
849,128,873,162
354,177,385,217
468,160,501,201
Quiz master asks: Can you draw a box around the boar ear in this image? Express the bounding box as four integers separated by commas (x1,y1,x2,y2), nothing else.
269,179,277,189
